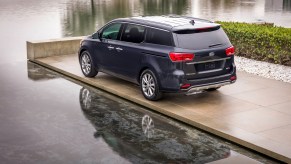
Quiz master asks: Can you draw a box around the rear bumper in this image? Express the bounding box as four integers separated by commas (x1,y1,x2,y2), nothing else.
160,65,236,93
183,79,235,94
181,65,236,93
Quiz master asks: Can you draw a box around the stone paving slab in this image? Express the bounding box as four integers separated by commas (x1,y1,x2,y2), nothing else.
32,54,291,163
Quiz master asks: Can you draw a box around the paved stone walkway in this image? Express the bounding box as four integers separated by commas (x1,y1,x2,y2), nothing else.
33,54,291,163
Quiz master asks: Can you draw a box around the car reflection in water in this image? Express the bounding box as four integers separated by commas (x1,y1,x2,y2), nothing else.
142,115,154,140
79,87,231,163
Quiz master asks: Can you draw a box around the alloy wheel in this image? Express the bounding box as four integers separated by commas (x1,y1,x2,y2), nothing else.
81,53,91,75
141,73,155,97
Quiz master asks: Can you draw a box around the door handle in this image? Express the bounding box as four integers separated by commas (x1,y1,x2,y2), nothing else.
116,47,123,52
107,45,114,50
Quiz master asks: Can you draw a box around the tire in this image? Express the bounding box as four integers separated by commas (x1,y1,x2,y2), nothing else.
140,69,163,101
205,87,220,92
80,51,98,77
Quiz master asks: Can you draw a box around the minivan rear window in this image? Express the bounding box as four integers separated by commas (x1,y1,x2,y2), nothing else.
174,26,230,50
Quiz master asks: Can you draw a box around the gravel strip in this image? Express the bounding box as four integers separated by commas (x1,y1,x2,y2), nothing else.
235,56,291,83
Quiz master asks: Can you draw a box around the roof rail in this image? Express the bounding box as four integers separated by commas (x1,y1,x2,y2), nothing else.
130,17,173,27
166,14,213,23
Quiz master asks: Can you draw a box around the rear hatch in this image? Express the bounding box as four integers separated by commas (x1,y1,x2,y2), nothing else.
173,26,234,80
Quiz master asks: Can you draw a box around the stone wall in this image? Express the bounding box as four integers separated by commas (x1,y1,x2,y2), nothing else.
27,36,84,60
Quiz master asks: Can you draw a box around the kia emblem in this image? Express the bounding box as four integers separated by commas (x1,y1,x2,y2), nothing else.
209,52,215,56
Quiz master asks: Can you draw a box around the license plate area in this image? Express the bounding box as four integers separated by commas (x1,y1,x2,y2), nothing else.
205,62,216,70
196,61,223,72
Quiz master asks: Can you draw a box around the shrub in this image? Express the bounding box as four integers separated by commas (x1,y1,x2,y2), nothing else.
217,21,291,66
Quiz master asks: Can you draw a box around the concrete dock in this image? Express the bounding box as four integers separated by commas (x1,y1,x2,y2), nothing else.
27,37,291,163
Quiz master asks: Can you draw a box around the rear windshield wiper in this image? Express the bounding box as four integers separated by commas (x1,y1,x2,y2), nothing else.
209,43,223,48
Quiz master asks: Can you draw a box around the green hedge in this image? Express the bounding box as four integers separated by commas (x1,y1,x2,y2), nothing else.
217,21,291,66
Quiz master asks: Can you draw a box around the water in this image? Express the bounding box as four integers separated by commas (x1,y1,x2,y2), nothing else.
0,0,290,64
0,0,287,163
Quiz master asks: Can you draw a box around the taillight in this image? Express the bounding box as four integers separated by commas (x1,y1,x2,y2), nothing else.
226,46,235,56
230,75,237,81
169,52,194,62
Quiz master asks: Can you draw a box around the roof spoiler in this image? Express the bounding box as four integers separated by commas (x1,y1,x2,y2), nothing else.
172,25,221,33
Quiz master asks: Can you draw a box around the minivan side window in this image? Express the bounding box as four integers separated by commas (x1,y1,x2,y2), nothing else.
145,28,173,46
121,24,145,43
101,23,122,40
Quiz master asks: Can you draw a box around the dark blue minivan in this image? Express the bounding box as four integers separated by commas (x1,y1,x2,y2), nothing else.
78,15,236,100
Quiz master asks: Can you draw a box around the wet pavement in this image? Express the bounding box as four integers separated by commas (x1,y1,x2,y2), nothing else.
34,53,291,162
0,61,279,163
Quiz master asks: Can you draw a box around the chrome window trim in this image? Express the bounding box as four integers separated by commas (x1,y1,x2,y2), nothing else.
121,21,171,32
186,57,231,65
